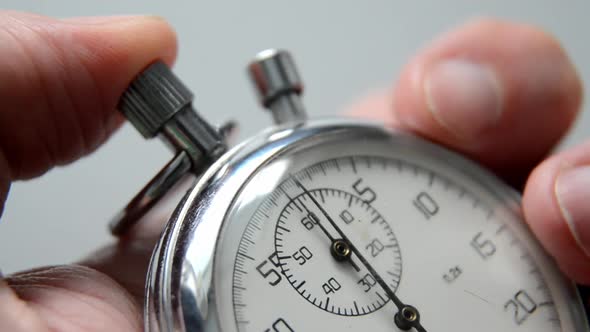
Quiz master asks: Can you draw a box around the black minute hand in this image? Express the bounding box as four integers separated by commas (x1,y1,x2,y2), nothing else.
292,176,427,332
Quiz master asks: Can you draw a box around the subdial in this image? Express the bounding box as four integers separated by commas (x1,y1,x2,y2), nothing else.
274,188,402,316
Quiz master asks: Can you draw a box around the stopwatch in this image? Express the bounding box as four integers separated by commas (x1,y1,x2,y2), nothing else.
110,49,590,332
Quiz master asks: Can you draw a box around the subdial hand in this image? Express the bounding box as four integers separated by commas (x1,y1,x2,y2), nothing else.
292,176,427,332
294,191,361,272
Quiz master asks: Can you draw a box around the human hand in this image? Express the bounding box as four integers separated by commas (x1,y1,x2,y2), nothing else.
0,11,177,331
0,11,587,332
348,19,589,286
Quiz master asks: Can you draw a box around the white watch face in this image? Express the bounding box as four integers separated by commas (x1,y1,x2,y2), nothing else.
212,129,586,332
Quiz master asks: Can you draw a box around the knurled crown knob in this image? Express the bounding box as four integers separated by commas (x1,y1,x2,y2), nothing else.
248,49,307,124
118,61,194,138
111,61,227,236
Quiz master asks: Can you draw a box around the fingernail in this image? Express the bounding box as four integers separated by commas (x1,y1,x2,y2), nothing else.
555,165,590,257
424,59,503,138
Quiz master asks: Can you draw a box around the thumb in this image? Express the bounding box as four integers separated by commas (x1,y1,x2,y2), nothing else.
0,11,177,181
348,19,580,187
0,11,177,217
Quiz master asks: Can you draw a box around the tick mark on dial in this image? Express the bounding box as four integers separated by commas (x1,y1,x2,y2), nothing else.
237,251,255,261
296,280,306,290
350,157,358,173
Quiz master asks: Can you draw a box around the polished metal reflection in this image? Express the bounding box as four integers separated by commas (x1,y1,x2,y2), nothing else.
142,118,590,331
109,151,192,235
248,49,307,124
160,106,226,170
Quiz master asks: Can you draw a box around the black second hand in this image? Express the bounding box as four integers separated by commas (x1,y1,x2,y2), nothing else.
294,192,361,272
282,187,335,243
298,199,334,242
292,176,427,332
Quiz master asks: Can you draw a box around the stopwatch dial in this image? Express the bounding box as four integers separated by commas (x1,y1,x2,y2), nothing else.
274,188,402,316
225,154,575,332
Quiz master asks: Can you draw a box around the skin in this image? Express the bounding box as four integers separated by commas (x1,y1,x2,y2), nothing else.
0,11,587,331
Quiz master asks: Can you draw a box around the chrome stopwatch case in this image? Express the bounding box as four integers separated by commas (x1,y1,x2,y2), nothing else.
111,50,590,332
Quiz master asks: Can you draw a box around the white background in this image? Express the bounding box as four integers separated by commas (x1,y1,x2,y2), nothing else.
1,1,589,273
